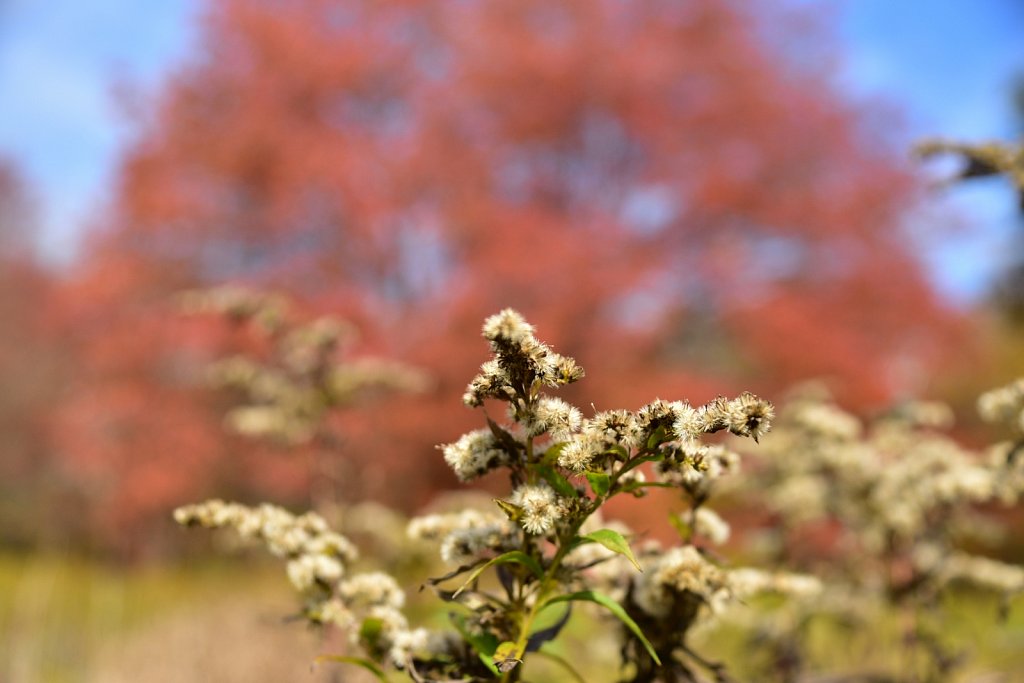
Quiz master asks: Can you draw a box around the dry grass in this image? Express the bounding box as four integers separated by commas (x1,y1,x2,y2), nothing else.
0,552,374,683
2,552,1023,682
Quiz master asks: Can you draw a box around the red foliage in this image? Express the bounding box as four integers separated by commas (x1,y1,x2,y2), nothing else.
46,0,967,550
0,161,71,546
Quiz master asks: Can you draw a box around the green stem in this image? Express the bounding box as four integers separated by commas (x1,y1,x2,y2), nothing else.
500,517,588,683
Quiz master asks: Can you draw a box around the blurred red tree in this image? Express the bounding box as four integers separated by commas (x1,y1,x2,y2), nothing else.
49,0,966,550
0,161,70,547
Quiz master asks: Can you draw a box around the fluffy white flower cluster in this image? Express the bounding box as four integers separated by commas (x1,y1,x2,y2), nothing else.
692,507,731,546
938,553,1024,594
446,309,777,504
462,309,585,407
520,396,583,440
439,429,508,482
173,500,356,592
408,509,518,565
653,441,740,492
189,287,427,446
741,384,1024,602
633,546,727,619
979,378,1024,432
509,483,566,535
727,568,823,600
174,500,453,669
632,546,822,625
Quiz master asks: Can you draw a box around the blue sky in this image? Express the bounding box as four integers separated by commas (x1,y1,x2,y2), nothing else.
837,0,1024,303
0,0,1021,303
0,0,202,260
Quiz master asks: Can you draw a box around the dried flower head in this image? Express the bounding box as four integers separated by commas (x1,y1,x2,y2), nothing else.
557,433,603,472
482,308,536,346
440,429,509,481
521,396,583,439
725,392,775,442
509,483,565,535
633,546,727,618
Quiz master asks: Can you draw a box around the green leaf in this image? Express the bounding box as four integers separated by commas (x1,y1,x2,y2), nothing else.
542,441,569,465
450,612,499,676
537,464,578,499
313,655,388,681
620,480,674,495
608,444,631,461
541,590,661,665
359,616,384,646
585,471,610,497
581,529,642,572
452,550,544,598
493,498,523,522
617,453,659,478
646,424,669,450
668,511,691,541
525,604,572,652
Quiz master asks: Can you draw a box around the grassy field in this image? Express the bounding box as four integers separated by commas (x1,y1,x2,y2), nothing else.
0,552,361,683
2,551,1023,682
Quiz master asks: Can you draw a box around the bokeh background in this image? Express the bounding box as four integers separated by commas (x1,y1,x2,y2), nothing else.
1,0,1023,680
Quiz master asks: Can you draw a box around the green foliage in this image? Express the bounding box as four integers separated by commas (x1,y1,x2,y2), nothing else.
577,529,642,572
541,591,661,665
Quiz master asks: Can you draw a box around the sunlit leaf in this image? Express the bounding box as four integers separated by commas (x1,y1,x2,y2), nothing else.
585,471,610,497
537,464,578,499
581,528,642,571
541,590,661,665
493,498,523,522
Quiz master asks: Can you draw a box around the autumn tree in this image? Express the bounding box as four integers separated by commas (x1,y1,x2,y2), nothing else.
51,0,966,548
0,160,67,547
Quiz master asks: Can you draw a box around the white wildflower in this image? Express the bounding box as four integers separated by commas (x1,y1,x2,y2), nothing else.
317,597,355,629
541,352,585,386
409,510,517,565
523,396,583,440
463,359,513,406
728,568,822,599
693,507,731,545
636,399,678,437
440,429,508,481
286,554,343,592
407,509,497,541
978,379,1024,427
586,410,643,451
941,553,1024,594
634,546,726,618
482,308,536,346
439,523,517,565
389,627,431,668
724,392,774,442
673,402,702,439
338,572,406,609
558,433,601,472
791,402,862,441
509,483,564,535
